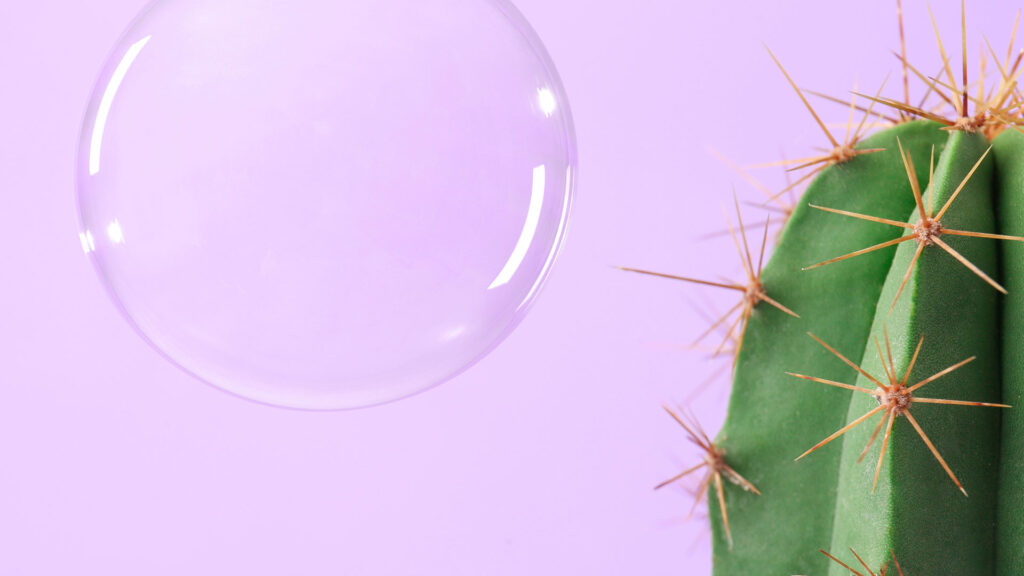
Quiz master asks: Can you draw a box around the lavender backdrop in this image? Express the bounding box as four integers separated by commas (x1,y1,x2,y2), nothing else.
0,1,1015,574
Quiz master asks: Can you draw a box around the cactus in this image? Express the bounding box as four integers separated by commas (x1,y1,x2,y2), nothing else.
625,4,1024,575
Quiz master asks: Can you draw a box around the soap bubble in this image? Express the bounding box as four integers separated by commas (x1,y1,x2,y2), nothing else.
76,0,576,409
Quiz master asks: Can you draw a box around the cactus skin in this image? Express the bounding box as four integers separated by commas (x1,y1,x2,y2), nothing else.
707,121,947,575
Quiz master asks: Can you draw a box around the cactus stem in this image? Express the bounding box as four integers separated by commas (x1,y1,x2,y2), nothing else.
657,406,759,548
789,331,1008,495
803,140,1024,305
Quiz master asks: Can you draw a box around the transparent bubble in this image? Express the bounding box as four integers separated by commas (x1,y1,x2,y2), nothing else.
76,0,576,409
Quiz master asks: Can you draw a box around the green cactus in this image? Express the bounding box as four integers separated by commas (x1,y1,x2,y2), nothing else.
625,5,1024,575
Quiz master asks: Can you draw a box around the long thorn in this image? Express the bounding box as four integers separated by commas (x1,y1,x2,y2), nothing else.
928,2,963,115
810,204,914,229
733,307,752,369
692,300,744,348
898,0,910,108
822,549,866,576
891,550,905,576
875,335,896,385
617,267,746,291
734,194,756,280
854,75,892,142
806,89,900,124
765,45,839,147
714,472,733,548
942,228,1024,242
891,242,926,312
846,80,859,144
655,461,708,490
884,327,897,382
929,145,936,216
807,333,887,388
690,472,713,520
857,92,955,125
901,335,926,387
720,464,761,495
909,356,977,392
804,236,915,271
859,411,890,464
904,410,968,496
760,294,800,318
850,548,877,576
913,397,1011,408
873,411,897,492
897,138,927,221
797,405,886,461
786,372,877,395
935,146,993,220
663,405,711,450
962,0,969,117
933,237,1007,293
709,148,789,209
758,216,770,276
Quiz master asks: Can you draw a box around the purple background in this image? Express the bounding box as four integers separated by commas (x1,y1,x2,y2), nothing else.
0,1,1015,574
